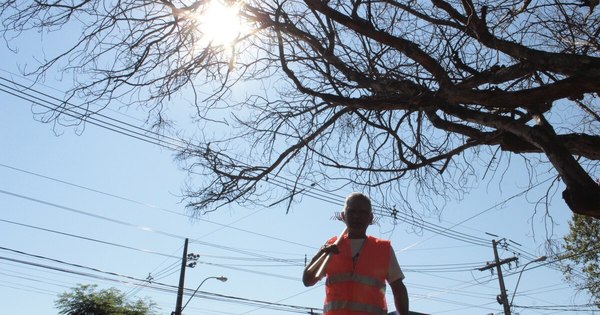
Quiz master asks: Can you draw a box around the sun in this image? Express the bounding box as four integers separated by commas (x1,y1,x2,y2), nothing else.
194,0,247,48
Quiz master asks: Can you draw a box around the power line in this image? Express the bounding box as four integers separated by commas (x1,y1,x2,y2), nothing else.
0,248,321,314
0,218,178,259
0,207,537,313
0,76,340,206
512,303,597,312
0,189,304,268
504,243,589,281
0,160,516,303
0,161,491,301
0,75,497,247
0,159,493,253
0,185,512,304
4,207,584,314
0,215,516,296
1,164,572,312
0,161,315,250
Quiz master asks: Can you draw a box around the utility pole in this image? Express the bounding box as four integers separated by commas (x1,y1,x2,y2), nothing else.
478,239,518,315
173,238,189,315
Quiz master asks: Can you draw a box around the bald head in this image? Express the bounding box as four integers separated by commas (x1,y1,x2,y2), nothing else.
343,192,373,237
344,192,372,212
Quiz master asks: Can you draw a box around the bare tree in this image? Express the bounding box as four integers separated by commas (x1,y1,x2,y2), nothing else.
1,0,598,218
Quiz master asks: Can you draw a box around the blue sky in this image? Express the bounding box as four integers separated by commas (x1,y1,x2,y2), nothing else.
0,18,597,315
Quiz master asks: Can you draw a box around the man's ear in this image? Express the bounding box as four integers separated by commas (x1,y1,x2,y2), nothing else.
340,212,347,222
369,213,374,225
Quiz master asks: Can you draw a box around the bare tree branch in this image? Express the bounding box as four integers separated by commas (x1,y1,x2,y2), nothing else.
1,0,598,217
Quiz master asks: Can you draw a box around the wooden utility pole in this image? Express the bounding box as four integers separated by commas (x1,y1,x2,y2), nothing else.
478,239,518,315
173,238,189,315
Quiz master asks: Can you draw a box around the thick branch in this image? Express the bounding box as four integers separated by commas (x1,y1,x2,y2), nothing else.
443,73,600,110
304,0,453,87
442,104,600,217
433,0,600,75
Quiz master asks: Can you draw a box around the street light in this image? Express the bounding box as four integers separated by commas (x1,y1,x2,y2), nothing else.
509,256,547,308
180,276,228,313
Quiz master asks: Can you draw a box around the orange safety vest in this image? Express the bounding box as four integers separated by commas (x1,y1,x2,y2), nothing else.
323,235,391,315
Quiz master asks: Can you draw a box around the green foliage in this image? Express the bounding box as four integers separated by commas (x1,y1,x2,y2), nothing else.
561,214,600,307
55,284,157,315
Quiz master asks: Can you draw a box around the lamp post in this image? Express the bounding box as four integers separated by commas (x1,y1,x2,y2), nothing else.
509,256,547,309
180,276,228,314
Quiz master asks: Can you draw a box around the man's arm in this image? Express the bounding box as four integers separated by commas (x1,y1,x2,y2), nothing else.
302,259,321,287
302,244,338,286
390,278,409,315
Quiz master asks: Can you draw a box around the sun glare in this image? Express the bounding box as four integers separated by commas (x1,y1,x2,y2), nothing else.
195,0,247,47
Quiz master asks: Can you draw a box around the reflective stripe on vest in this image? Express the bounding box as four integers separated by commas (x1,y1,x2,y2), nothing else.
323,300,388,315
326,272,386,291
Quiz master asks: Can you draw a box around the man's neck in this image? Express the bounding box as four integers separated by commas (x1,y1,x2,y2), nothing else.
347,232,367,239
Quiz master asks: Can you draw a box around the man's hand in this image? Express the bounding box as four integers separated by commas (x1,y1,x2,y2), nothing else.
319,243,339,256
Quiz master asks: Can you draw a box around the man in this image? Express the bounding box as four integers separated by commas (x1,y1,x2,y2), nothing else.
303,192,409,315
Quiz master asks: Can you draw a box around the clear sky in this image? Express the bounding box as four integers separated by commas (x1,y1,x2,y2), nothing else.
0,14,597,315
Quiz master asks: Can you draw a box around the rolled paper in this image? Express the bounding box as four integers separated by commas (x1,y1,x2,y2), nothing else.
306,251,328,273
310,227,347,278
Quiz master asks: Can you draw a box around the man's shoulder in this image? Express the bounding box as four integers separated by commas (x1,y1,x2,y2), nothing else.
368,235,391,246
